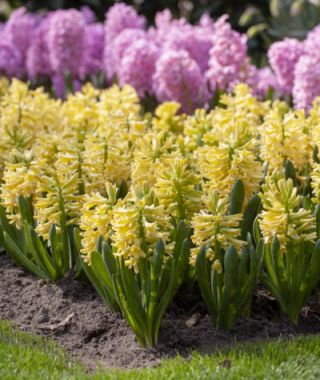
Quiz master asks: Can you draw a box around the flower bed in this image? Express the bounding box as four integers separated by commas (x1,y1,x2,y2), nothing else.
1,78,320,350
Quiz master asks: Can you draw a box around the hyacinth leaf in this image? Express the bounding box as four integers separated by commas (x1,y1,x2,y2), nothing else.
220,245,239,329
255,239,265,277
152,240,165,282
253,215,261,246
271,236,289,297
315,204,320,237
153,238,190,345
0,205,18,242
81,256,118,312
263,236,280,289
138,256,151,310
302,240,320,296
95,235,103,253
49,224,62,269
101,241,116,276
303,197,313,211
3,231,47,279
175,238,191,291
67,225,85,280
61,229,71,273
196,246,216,320
238,246,249,289
18,196,34,227
121,258,146,323
117,180,128,200
114,259,148,343
148,240,165,324
112,273,146,346
173,220,189,260
313,145,320,164
229,179,245,215
284,159,297,186
28,225,59,281
91,250,114,294
73,227,82,254
241,194,261,240
241,239,264,314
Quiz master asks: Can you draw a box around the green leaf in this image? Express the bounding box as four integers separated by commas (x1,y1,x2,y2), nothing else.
313,145,320,164
270,0,281,17
117,180,128,199
284,160,297,186
221,245,239,329
102,241,116,275
247,23,268,38
95,235,103,253
315,204,320,237
290,0,305,17
49,224,62,268
153,240,164,277
73,227,82,253
81,258,118,312
195,246,216,320
28,225,59,281
18,196,34,226
253,215,261,246
229,180,245,214
0,205,18,241
239,6,260,27
91,250,114,294
241,194,261,240
3,231,47,279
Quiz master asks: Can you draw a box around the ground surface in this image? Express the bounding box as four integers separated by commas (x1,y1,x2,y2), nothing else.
2,320,320,379
1,252,320,370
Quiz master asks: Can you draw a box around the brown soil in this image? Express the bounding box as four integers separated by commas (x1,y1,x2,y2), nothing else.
1,252,320,370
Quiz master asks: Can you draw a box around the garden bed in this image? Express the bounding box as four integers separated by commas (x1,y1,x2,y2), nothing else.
1,252,320,370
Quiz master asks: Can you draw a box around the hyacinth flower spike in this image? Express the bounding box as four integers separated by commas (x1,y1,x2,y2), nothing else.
193,180,264,330
79,188,191,347
258,172,320,323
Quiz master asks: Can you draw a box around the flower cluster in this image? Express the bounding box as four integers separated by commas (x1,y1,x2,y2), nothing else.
0,4,280,111
268,25,320,110
1,79,320,339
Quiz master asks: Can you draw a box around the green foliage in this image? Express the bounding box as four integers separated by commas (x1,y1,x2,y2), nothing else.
83,221,190,347
261,235,320,324
196,237,264,330
0,196,80,281
195,181,264,330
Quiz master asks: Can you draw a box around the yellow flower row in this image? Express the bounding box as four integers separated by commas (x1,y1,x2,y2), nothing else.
1,79,320,271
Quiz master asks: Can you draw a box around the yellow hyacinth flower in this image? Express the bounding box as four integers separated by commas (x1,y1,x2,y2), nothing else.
1,157,39,229
259,172,316,251
152,102,185,134
183,109,213,152
80,183,118,263
111,191,172,272
99,84,141,118
62,83,101,143
311,162,320,204
34,152,83,240
131,130,182,189
190,191,244,266
154,157,202,220
260,109,312,173
199,137,262,206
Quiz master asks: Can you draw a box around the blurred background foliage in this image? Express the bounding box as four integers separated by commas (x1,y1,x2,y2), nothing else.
1,0,320,61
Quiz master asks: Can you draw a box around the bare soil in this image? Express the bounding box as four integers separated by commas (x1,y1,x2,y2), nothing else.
1,252,320,370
